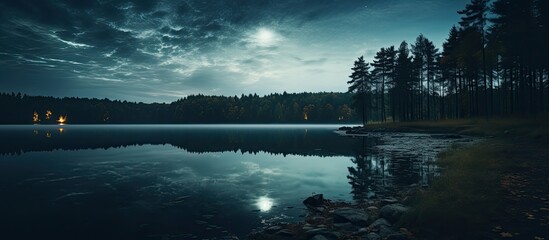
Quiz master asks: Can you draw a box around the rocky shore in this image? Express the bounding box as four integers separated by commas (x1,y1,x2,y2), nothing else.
338,126,464,139
246,127,468,240
249,190,419,240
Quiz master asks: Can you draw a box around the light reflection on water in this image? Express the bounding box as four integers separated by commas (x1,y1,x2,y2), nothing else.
0,125,472,239
256,196,274,212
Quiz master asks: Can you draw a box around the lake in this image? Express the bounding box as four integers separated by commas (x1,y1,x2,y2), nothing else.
0,125,471,239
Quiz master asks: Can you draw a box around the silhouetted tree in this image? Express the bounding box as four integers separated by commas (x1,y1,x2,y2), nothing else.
372,46,397,122
347,0,547,123
423,38,440,120
459,0,489,115
440,26,461,119
348,56,372,126
393,41,414,121
347,153,372,204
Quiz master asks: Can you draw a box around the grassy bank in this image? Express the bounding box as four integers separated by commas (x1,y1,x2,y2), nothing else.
403,141,507,239
362,115,549,138
365,116,549,239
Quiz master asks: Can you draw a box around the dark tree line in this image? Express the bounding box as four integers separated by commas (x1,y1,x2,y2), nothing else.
348,0,549,124
171,92,355,123
0,92,359,124
0,92,172,124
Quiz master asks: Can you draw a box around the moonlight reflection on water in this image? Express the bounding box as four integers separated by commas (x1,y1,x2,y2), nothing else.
256,196,275,212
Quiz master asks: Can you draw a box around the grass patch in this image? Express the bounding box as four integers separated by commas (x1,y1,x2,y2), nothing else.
402,142,507,239
371,115,549,239
363,114,549,138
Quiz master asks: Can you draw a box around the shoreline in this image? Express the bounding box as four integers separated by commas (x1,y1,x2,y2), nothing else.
249,191,418,240
250,124,473,240
251,117,549,239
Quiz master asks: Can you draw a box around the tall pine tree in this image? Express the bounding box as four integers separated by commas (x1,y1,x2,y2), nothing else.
348,56,372,126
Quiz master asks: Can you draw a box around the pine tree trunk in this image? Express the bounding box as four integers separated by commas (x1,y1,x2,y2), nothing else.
482,43,487,117
362,91,366,126
419,70,423,120
490,66,494,116
540,69,545,112
530,68,535,114
427,70,430,120
455,67,459,119
382,78,385,122
510,67,514,115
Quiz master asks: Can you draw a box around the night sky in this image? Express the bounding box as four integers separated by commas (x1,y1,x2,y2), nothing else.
0,0,469,103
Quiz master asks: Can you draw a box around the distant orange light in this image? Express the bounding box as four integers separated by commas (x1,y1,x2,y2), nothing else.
57,115,67,124
304,112,308,121
33,111,40,124
59,128,64,134
45,110,52,120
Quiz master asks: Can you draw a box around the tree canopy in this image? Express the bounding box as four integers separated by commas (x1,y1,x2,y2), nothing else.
346,0,549,123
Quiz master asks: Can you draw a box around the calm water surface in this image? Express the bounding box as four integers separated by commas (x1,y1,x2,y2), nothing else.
0,125,471,239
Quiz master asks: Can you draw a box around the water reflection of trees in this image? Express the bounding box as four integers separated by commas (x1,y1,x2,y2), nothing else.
1,126,446,199
346,137,389,203
346,136,441,203
347,152,371,203
0,127,362,157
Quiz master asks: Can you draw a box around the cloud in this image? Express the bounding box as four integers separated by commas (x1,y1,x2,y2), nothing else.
0,0,470,102
48,33,93,48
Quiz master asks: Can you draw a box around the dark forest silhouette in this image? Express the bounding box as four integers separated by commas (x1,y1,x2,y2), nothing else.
348,0,549,124
0,92,356,124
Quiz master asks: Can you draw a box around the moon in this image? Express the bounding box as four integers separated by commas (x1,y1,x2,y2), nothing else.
254,28,277,47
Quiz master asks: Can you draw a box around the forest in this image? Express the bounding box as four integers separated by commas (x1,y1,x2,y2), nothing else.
347,0,549,124
0,92,357,124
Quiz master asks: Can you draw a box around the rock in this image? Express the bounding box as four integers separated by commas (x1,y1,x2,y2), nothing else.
313,206,326,213
310,235,330,240
305,228,330,238
380,204,408,223
379,225,395,239
362,233,381,240
431,134,463,139
312,216,326,221
386,233,409,240
305,228,340,240
303,194,324,208
333,222,358,232
366,206,378,212
333,207,370,226
368,218,391,229
327,232,342,239
275,229,295,237
381,198,399,205
365,206,379,219
357,227,369,235
264,225,282,233
399,227,413,237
